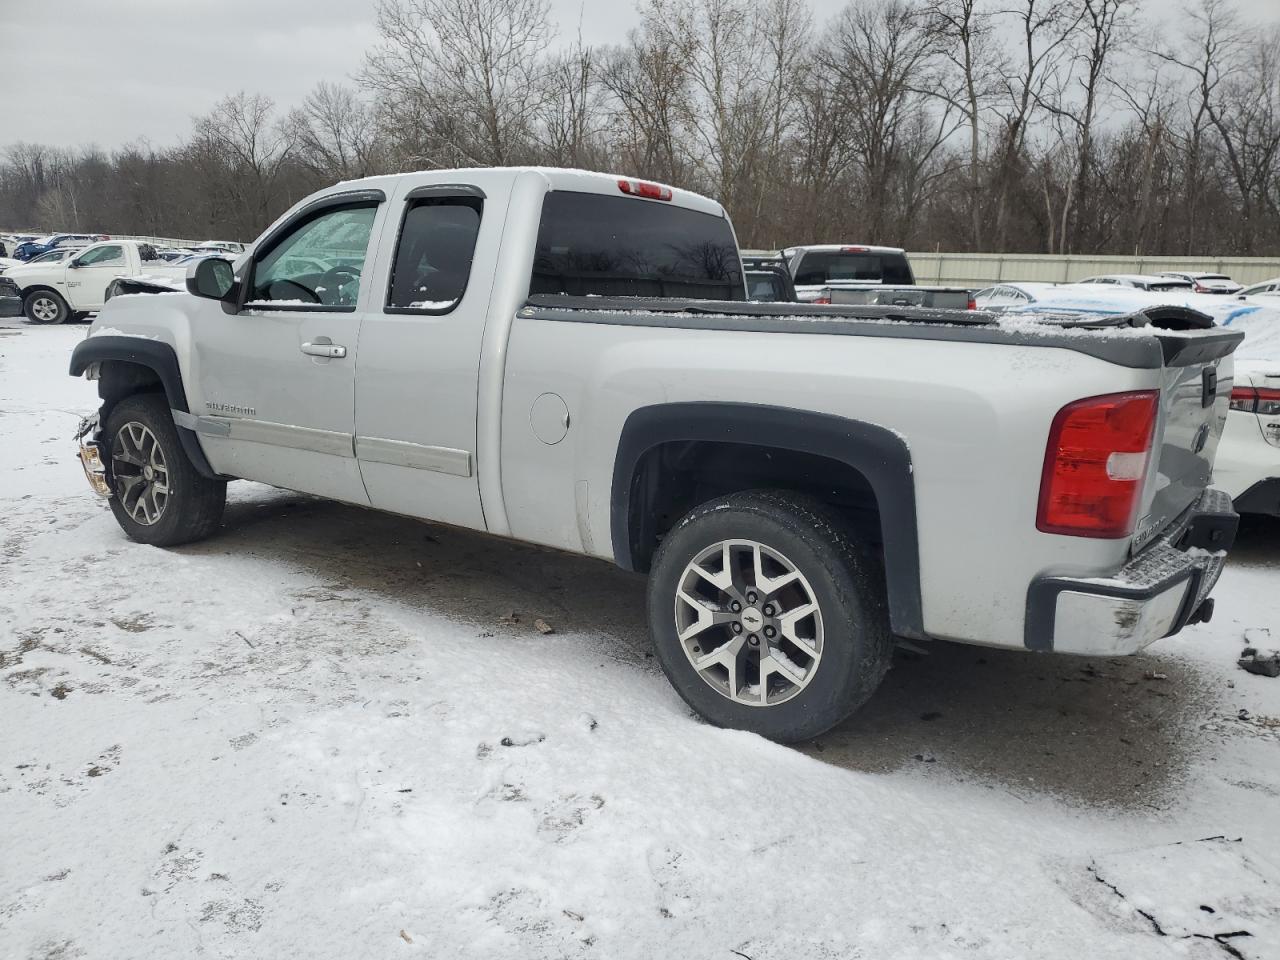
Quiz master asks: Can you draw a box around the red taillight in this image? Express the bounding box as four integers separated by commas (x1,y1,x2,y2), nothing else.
840,245,868,253
813,294,831,304
1037,391,1159,538
966,296,976,310
1231,386,1280,414
617,178,672,201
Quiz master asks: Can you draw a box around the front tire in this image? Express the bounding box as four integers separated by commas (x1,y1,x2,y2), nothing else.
104,393,226,546
647,490,892,742
24,290,70,324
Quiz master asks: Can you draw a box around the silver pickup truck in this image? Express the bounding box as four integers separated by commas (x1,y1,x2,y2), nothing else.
70,167,1242,741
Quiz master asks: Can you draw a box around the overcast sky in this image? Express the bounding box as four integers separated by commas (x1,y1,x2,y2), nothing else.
3,0,1278,150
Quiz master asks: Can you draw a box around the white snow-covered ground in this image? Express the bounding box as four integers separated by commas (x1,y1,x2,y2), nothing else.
2,321,1279,960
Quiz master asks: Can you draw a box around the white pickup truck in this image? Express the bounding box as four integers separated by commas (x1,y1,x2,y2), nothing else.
69,167,1243,741
7,239,188,323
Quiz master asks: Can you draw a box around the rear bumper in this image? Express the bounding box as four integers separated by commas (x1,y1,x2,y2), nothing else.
1025,488,1236,656
0,294,22,317
1234,478,1280,517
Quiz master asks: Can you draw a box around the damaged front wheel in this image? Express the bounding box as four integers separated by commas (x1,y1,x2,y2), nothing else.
104,393,226,546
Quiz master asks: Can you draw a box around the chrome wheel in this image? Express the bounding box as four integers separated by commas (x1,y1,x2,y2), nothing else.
30,296,60,322
111,421,169,525
674,539,824,707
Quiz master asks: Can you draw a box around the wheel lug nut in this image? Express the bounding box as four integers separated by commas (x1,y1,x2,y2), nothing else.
764,626,776,639
747,634,759,646
762,604,775,616
746,591,758,604
731,622,743,634
730,601,741,612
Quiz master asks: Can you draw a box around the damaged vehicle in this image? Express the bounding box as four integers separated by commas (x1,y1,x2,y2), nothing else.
70,167,1244,741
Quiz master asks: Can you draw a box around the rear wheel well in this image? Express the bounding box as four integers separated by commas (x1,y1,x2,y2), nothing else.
624,440,883,574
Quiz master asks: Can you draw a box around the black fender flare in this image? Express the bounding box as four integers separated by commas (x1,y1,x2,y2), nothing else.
69,335,218,479
611,401,925,640
19,284,66,304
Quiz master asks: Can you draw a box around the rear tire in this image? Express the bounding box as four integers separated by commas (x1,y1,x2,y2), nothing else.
104,393,226,546
24,290,70,324
647,490,892,742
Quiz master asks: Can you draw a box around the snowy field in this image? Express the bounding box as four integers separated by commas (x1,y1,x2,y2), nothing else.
2,319,1279,960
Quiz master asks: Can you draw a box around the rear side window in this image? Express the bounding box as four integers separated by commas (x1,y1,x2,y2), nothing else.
530,191,745,300
793,251,913,286
746,272,786,302
387,198,483,313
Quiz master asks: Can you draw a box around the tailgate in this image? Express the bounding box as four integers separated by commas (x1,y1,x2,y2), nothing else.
1133,331,1242,549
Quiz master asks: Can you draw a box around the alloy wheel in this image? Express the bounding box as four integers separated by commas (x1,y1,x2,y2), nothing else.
31,296,60,322
674,539,824,706
111,421,169,525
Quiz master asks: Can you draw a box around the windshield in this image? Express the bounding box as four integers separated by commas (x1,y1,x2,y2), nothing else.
530,191,745,300
793,250,913,286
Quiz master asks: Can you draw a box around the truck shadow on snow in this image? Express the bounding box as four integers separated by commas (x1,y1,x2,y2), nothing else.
191,488,1279,812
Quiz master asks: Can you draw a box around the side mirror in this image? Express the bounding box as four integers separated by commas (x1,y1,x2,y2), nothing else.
68,259,83,269
187,257,235,300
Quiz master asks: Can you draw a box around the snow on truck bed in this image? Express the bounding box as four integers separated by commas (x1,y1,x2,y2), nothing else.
3,323,1280,959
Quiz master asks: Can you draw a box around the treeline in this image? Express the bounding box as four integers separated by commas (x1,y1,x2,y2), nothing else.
2,0,1278,255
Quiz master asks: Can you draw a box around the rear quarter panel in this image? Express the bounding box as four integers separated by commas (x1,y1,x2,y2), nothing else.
502,317,1160,649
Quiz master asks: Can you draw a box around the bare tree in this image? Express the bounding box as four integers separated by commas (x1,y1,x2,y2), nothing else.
931,0,1003,248
1153,0,1245,251
3,0,1280,257
190,92,297,236
538,36,608,168
600,5,695,186
990,0,1081,250
820,0,961,242
288,82,384,182
360,0,552,167
1044,0,1137,253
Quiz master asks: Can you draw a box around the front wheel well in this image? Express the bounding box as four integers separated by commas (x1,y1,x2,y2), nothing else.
20,285,65,302
95,359,167,412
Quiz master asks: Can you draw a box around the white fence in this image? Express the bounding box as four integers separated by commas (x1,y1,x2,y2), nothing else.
907,252,1280,288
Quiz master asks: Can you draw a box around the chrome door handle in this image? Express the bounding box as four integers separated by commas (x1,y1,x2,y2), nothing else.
301,338,346,359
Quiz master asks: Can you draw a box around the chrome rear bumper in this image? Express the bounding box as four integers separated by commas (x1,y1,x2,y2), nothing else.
1025,488,1236,655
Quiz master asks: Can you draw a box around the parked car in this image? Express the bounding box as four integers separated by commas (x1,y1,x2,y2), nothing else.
1158,271,1243,295
1209,311,1280,516
69,167,1242,742
13,245,88,268
193,240,245,255
1077,274,1195,292
974,281,1265,327
0,275,22,317
6,240,188,323
821,286,974,309
1237,278,1280,302
1215,361,1280,516
782,244,915,301
744,265,797,302
12,233,104,261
